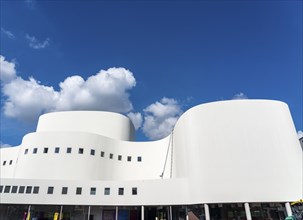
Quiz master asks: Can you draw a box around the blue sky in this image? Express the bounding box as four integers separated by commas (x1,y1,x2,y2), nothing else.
1,0,302,146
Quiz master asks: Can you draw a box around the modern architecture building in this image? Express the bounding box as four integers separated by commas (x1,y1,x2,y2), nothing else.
0,100,302,220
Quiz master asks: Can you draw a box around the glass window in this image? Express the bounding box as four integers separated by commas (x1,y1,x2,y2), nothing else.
104,187,110,195
90,149,95,155
11,186,18,193
47,186,54,194
109,153,113,159
26,186,32,194
78,148,84,154
90,187,96,195
24,149,28,154
0,185,3,193
101,151,105,157
137,156,142,162
9,160,12,165
118,155,122,161
55,147,60,153
33,148,38,154
2,161,6,166
118,188,124,195
43,148,48,154
132,187,137,195
62,187,68,195
76,187,82,195
33,186,39,194
4,186,11,193
67,147,72,153
18,186,25,193
127,156,131,162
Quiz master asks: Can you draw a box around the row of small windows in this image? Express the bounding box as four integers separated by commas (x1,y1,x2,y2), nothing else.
2,160,13,166
24,147,142,162
0,185,137,196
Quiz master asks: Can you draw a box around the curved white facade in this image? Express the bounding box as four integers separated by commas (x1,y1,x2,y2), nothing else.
1,100,302,211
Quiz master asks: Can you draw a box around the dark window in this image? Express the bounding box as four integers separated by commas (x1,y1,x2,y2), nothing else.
67,148,72,153
18,186,25,193
90,149,95,155
33,148,38,154
55,147,60,153
104,187,110,195
11,186,18,193
78,148,84,154
62,187,68,195
137,156,142,162
33,186,39,194
132,187,137,195
4,186,11,193
43,148,48,154
9,160,12,165
118,188,124,195
109,153,113,159
47,186,54,194
24,149,28,154
26,186,32,194
118,155,122,161
127,156,132,162
0,185,3,193
2,161,6,166
76,187,82,195
101,151,105,157
90,187,96,195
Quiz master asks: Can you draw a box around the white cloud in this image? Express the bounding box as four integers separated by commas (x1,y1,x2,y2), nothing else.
1,57,136,123
298,130,303,139
142,97,182,140
1,28,15,39
232,92,248,100
0,55,17,83
25,34,50,49
127,112,143,130
0,143,13,148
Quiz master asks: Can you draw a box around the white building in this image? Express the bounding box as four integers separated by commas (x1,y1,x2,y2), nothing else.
0,100,302,220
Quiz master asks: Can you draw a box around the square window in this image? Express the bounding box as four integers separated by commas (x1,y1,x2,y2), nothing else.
90,149,95,155
118,155,122,161
132,187,137,195
43,148,48,154
67,147,72,153
24,149,28,154
62,187,68,195
55,147,60,153
137,156,142,162
26,186,32,194
33,148,38,154
11,186,18,193
109,153,113,159
18,186,25,193
118,188,124,195
78,148,84,154
76,187,82,195
127,156,131,162
90,187,96,195
104,187,110,195
47,186,54,194
4,186,11,193
101,151,105,157
33,186,39,194
2,161,6,166
0,185,3,193
9,160,13,165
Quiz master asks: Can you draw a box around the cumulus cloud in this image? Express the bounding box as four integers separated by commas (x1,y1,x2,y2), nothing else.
232,92,248,100
1,56,136,122
25,34,50,49
127,112,143,130
0,55,17,83
0,143,13,148
142,97,182,140
1,28,15,39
